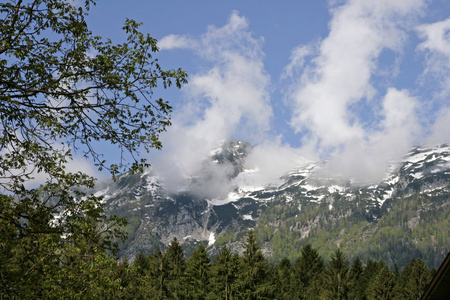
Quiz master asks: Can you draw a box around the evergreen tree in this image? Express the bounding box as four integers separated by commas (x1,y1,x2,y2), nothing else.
393,263,400,281
323,248,350,300
185,243,211,299
148,249,167,300
361,259,387,300
235,230,274,299
366,266,396,300
163,237,186,299
114,258,136,299
134,252,151,277
129,252,155,298
394,258,432,300
273,257,292,300
208,246,239,300
291,244,324,299
348,256,365,300
132,249,168,299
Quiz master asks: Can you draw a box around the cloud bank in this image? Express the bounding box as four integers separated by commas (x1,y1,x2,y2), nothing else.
417,17,450,145
284,0,431,182
152,0,450,195
154,12,278,195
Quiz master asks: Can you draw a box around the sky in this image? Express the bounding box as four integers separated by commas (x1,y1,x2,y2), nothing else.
81,0,450,192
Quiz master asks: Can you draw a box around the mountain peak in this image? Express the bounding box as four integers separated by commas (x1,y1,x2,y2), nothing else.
97,143,450,267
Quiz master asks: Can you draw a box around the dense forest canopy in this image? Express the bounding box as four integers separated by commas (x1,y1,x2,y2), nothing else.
103,231,435,299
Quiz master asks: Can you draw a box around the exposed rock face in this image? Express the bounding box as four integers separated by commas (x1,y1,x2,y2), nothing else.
97,141,450,266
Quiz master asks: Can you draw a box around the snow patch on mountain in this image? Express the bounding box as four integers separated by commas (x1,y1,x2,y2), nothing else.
93,188,111,203
208,232,215,246
243,214,253,220
145,176,161,194
95,140,450,258
406,145,449,163
411,172,423,179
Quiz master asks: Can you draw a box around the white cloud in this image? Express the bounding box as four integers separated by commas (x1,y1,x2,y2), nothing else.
282,44,316,79
0,150,105,191
426,107,450,145
235,140,312,189
153,11,273,193
150,0,448,194
417,18,450,58
158,34,193,50
282,0,426,182
325,88,420,183
417,18,450,95
416,17,450,144
380,88,418,131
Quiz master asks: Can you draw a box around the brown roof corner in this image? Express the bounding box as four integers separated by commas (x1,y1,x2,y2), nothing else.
421,251,450,300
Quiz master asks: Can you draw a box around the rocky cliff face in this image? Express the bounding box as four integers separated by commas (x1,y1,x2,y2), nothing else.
96,141,450,267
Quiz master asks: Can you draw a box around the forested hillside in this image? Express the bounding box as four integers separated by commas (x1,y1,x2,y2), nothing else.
251,188,449,269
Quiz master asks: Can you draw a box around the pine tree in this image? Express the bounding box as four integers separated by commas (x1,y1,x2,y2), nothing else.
134,249,168,300
134,252,151,277
185,243,211,299
361,259,387,299
348,256,365,300
235,230,274,299
163,237,186,299
394,258,432,300
129,252,155,298
367,266,396,300
208,246,239,300
291,244,324,299
323,248,350,300
114,258,136,299
273,257,292,300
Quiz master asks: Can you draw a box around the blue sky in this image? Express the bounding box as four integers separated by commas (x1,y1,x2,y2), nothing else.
81,0,450,187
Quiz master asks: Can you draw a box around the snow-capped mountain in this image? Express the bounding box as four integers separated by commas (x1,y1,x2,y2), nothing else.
96,141,450,268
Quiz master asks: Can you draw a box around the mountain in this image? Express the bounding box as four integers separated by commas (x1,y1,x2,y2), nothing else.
96,140,450,269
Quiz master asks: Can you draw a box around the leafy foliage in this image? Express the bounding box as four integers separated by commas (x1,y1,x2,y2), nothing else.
0,0,186,297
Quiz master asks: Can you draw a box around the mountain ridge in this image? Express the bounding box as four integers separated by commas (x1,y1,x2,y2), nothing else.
96,140,450,268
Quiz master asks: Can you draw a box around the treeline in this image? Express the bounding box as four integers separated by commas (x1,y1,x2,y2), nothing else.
0,226,435,299
109,230,434,299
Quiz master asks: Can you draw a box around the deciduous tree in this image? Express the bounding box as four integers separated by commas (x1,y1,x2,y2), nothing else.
0,0,186,297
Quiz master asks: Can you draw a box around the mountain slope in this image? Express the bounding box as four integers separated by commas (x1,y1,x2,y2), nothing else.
97,141,450,268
